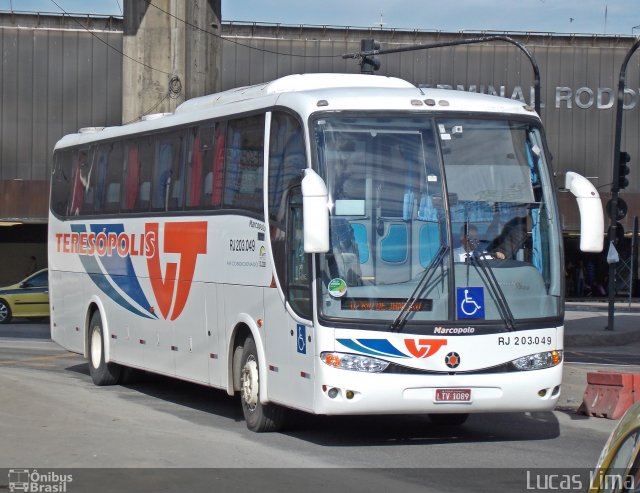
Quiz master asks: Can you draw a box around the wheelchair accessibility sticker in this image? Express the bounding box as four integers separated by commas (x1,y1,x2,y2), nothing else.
457,287,485,319
297,324,306,354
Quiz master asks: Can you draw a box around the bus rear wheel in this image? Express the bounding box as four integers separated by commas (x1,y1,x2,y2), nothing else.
88,311,122,386
239,335,285,432
428,413,469,426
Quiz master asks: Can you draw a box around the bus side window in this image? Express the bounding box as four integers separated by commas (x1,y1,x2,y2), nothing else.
268,111,306,299
69,149,91,216
152,135,175,211
123,142,140,211
51,150,72,217
187,123,220,209
288,188,311,319
103,142,124,214
92,145,108,213
211,123,226,207
136,137,154,212
185,126,204,208
223,115,264,213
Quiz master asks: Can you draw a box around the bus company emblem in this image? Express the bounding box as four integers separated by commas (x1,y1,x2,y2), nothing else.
445,352,461,369
336,338,447,359
404,339,448,359
62,221,207,320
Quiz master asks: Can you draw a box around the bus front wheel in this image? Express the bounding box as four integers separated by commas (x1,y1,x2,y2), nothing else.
239,335,285,432
88,311,122,386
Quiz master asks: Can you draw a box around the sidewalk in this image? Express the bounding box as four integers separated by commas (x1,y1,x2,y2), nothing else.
559,301,640,413
564,300,640,348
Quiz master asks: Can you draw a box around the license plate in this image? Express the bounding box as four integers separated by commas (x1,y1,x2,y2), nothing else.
435,388,472,402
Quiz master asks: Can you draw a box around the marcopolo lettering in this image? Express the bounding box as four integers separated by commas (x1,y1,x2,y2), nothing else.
434,326,476,334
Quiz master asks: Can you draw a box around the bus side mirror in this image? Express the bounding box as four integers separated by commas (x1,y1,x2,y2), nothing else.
565,171,604,253
301,168,330,253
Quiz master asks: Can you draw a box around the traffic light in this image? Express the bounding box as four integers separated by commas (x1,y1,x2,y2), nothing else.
618,151,631,190
360,39,381,74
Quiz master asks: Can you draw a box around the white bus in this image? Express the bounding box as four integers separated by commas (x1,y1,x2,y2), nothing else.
49,73,603,432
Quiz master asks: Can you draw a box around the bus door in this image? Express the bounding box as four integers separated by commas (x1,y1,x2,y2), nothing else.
264,186,315,410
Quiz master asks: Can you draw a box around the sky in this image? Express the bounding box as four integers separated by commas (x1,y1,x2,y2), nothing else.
1,0,639,35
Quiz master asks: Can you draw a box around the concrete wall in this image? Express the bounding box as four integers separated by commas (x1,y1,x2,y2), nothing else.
122,0,221,123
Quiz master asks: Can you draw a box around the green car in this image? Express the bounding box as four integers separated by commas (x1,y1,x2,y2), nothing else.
0,269,49,324
590,399,640,492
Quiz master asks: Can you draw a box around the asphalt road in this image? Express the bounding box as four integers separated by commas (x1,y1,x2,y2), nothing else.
0,320,628,493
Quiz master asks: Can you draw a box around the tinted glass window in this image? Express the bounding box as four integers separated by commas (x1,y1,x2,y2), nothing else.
51,151,73,216
223,115,265,213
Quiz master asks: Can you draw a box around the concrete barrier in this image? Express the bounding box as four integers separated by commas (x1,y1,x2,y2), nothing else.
578,371,640,419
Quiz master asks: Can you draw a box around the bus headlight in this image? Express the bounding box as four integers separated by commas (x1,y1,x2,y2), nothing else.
321,352,390,373
512,350,563,371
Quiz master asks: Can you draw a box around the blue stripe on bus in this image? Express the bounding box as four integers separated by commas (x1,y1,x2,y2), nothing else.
337,338,410,359
88,223,156,317
71,224,156,320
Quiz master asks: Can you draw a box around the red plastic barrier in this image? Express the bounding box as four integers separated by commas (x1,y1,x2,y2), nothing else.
579,371,638,420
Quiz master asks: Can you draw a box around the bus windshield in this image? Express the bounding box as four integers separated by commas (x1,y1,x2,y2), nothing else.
313,114,562,329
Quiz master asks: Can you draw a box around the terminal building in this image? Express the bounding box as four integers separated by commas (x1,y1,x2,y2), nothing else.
0,10,638,294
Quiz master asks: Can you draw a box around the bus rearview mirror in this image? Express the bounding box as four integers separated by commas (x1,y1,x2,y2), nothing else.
301,168,330,253
565,171,604,253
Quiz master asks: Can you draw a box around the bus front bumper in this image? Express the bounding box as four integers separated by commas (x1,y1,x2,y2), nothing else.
313,364,563,415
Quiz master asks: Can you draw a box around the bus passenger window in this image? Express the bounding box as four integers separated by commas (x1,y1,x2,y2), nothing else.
185,126,204,208
123,142,140,210
288,189,311,319
223,115,264,213
102,142,124,214
186,124,219,209
152,138,174,210
135,137,154,212
69,149,91,216
51,151,72,217
268,112,306,293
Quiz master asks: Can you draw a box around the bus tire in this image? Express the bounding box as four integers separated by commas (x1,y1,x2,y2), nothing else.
88,311,122,386
239,335,285,432
428,413,469,426
0,299,12,324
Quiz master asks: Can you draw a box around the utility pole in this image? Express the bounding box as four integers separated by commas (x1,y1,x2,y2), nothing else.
122,0,221,123
606,37,640,330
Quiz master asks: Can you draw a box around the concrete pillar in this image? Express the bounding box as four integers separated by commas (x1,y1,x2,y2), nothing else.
122,0,221,124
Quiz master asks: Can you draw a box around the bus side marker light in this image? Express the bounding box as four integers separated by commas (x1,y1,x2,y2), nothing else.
257,319,263,328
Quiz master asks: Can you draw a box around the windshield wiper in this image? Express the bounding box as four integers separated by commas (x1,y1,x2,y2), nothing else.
468,253,516,331
389,244,448,333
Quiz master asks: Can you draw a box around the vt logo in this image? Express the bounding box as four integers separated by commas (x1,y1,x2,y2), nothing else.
146,221,207,320
404,339,448,358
